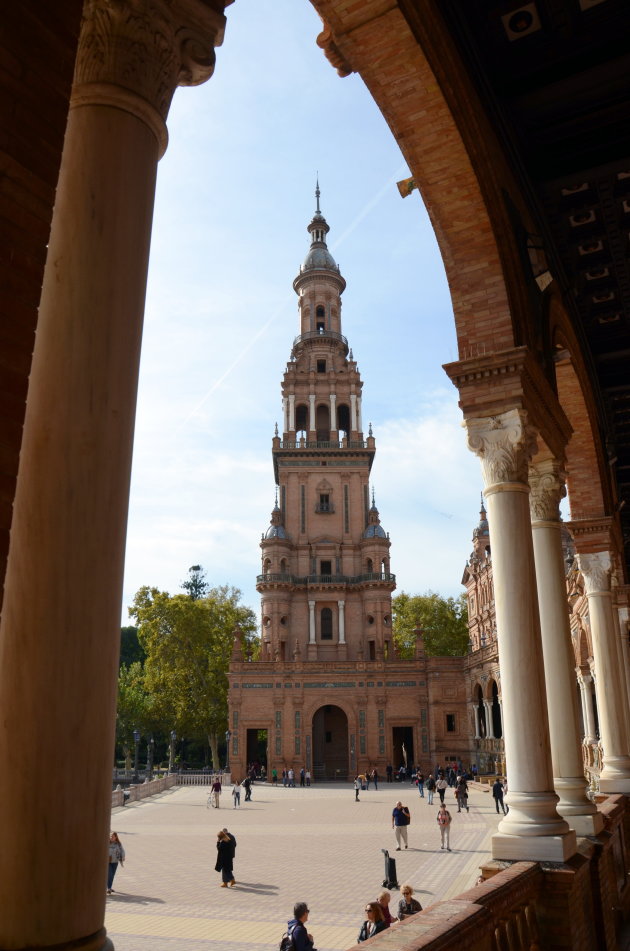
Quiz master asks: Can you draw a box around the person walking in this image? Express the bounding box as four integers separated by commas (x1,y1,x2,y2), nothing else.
397,883,422,919
300,767,305,787
386,764,393,783
416,772,425,798
354,776,361,801
493,777,507,814
436,775,448,804
305,769,311,787
372,768,378,790
288,768,295,787
437,803,452,851
272,767,278,786
232,780,241,808
392,800,410,850
426,773,436,805
215,829,236,887
242,775,252,801
455,776,469,813
357,902,387,942
285,901,316,951
211,777,222,808
107,831,125,894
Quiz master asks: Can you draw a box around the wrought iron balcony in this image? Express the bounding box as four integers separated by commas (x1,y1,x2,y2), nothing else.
279,439,368,450
256,571,396,586
292,329,348,351
315,502,335,513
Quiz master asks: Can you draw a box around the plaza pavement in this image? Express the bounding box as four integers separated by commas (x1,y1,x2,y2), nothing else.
106,780,503,951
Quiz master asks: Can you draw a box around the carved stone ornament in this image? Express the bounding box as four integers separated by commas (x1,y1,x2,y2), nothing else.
529,458,567,522
577,551,612,596
74,0,225,121
465,409,538,488
316,22,353,78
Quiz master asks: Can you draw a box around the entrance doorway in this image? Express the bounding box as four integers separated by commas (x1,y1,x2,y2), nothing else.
312,705,348,781
246,729,268,774
392,726,414,774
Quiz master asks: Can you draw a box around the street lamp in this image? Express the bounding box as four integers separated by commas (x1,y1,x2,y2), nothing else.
169,730,177,772
133,729,140,782
225,729,231,772
147,735,155,781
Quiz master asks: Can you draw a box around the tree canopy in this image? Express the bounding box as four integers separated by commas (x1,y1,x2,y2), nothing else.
129,582,257,767
392,591,469,658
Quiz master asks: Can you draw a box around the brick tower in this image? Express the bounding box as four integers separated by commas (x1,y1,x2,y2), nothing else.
228,188,434,782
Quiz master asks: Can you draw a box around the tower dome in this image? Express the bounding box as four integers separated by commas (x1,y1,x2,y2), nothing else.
293,180,346,293
264,499,288,539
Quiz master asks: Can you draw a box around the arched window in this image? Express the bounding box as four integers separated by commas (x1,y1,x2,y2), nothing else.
477,685,486,738
491,681,502,738
366,558,373,574
263,558,271,576
320,607,333,640
337,403,350,437
316,304,325,332
316,404,330,441
295,403,308,439
280,558,287,575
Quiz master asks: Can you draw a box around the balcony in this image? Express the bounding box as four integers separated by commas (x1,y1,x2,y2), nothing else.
256,571,396,587
314,502,335,513
292,329,348,352
279,439,368,449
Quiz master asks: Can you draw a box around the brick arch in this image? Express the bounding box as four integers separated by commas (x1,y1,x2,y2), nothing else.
548,295,610,519
313,1,537,357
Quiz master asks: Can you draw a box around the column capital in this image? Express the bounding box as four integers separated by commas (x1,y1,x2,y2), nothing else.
73,0,226,149
577,551,612,595
465,408,538,489
529,457,566,522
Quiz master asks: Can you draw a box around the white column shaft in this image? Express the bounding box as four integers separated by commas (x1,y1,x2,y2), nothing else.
350,394,357,431
338,600,346,644
288,394,295,432
309,394,316,432
308,600,316,644
329,394,336,431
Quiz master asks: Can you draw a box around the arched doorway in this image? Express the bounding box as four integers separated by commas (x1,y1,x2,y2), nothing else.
312,704,349,781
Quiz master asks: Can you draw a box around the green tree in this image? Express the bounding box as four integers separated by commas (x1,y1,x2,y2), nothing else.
392,591,469,658
181,564,209,601
119,625,146,668
130,583,257,767
115,661,153,769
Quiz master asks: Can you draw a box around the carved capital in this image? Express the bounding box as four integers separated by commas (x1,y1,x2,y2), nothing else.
465,409,538,488
529,458,566,522
74,0,225,124
577,551,612,596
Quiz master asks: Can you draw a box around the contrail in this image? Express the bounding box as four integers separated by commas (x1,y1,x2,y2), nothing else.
178,164,411,429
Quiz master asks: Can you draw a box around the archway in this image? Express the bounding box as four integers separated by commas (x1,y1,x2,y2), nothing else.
312,704,349,781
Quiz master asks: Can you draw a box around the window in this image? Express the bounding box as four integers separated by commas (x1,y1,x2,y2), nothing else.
319,493,331,511
360,735,366,755
295,736,301,755
369,641,376,661
317,359,326,373
378,710,385,729
359,710,366,729
446,714,456,733
275,711,282,729
233,711,239,728
321,607,333,639
320,560,332,575
295,711,301,731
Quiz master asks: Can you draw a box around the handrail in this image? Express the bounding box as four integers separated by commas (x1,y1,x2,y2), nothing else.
279,440,368,449
257,572,396,586
292,329,348,349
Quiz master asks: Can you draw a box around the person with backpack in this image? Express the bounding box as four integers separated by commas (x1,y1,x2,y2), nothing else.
437,803,452,851
281,901,316,951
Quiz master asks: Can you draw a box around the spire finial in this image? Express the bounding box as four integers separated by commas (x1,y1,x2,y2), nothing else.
315,175,320,214
275,486,279,506
371,486,376,507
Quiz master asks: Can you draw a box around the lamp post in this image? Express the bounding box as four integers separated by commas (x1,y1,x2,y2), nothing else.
133,729,140,782
147,735,155,781
169,730,177,772
225,730,231,772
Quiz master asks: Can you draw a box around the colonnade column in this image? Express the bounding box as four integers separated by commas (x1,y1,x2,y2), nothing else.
466,409,575,861
483,701,495,739
472,703,481,739
309,394,316,433
0,1,224,948
576,553,630,792
308,600,316,644
578,673,597,745
529,459,602,834
288,394,295,432
329,393,337,432
338,600,346,644
350,393,357,431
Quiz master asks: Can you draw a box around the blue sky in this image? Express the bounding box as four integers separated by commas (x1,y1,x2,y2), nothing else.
121,0,483,623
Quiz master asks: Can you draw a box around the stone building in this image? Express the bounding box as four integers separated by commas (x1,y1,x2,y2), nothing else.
228,191,470,781
3,2,630,949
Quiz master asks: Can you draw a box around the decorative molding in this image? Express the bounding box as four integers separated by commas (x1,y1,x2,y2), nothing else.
73,0,225,123
465,409,538,487
529,458,566,522
577,551,612,596
316,23,354,78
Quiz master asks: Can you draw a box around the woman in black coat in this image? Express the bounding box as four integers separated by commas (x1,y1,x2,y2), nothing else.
215,829,236,887
357,902,388,942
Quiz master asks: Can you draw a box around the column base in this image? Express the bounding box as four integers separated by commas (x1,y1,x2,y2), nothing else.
307,644,317,661
492,829,577,862
565,811,604,836
16,931,114,951
598,775,630,794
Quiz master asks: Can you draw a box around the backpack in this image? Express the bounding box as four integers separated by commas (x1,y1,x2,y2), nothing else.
279,930,295,951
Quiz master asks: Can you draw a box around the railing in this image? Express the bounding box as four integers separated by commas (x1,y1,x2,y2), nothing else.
257,571,396,586
314,502,335,513
279,440,368,449
292,329,348,349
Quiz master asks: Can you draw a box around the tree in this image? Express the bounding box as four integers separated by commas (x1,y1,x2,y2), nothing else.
392,591,469,658
119,625,146,668
115,661,153,769
130,583,257,767
181,565,209,601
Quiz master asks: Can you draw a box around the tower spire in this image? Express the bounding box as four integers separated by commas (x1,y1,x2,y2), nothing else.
315,175,320,214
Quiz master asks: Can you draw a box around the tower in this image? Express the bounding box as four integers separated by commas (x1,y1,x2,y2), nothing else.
229,188,438,782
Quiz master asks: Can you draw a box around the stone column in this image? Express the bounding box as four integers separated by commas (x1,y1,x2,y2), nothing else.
282,397,288,434
466,409,575,862
0,3,224,949
483,701,495,739
472,702,481,739
529,459,602,834
338,600,346,644
577,553,630,792
350,393,357,431
309,394,316,433
578,673,597,745
619,606,630,696
329,393,337,431
357,395,363,433
288,394,295,432
308,600,316,644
